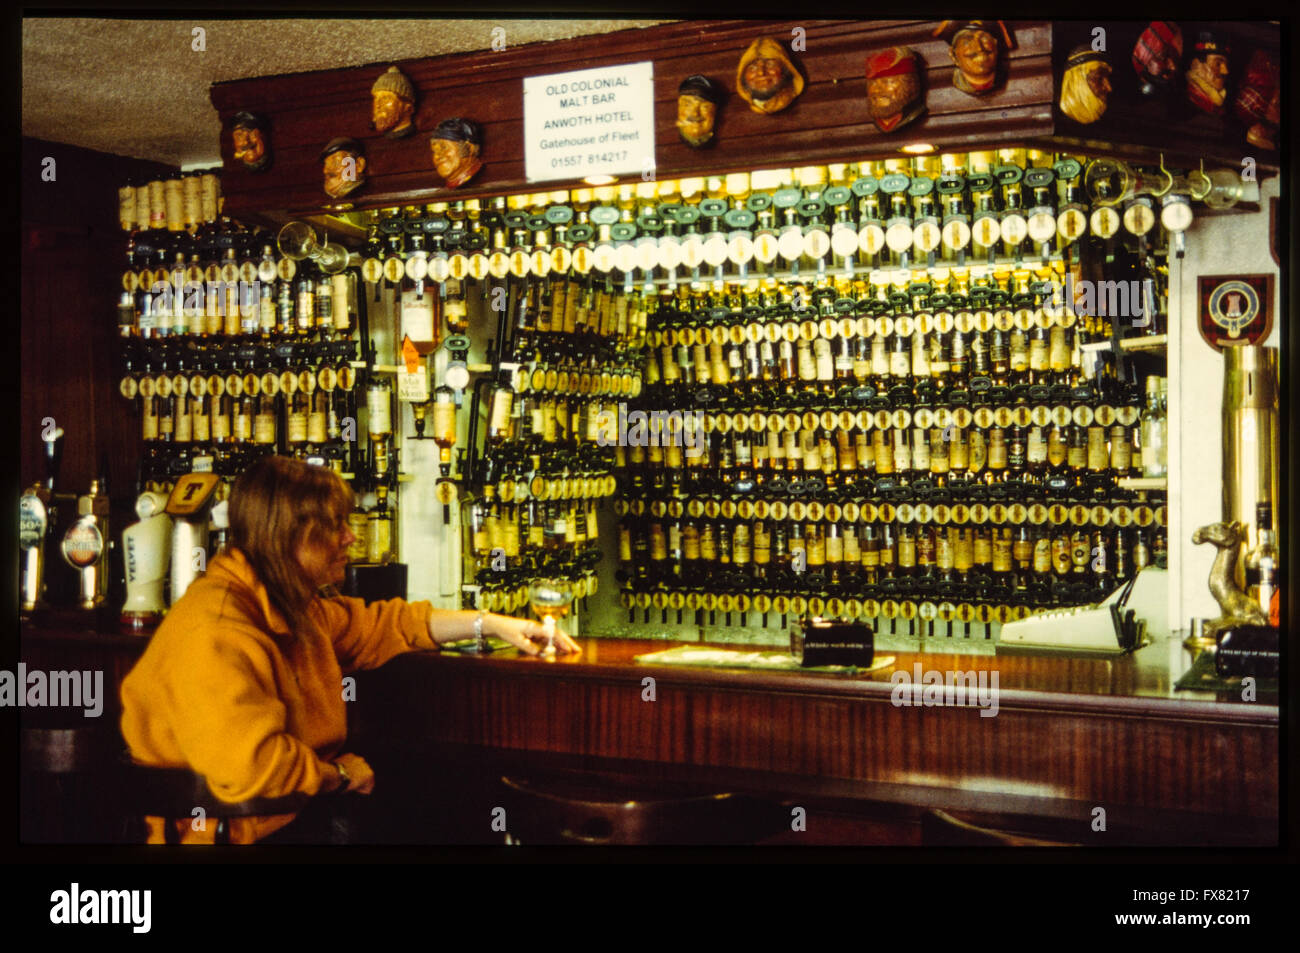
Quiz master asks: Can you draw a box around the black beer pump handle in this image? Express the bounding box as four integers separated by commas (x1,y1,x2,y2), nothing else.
42,426,65,493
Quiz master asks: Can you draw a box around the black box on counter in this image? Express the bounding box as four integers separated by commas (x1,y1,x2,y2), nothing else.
797,618,874,668
1215,624,1279,679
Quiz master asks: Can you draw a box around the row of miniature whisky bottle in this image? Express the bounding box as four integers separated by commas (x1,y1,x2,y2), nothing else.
645,322,1105,396
481,385,640,449
120,250,357,341
472,445,617,505
467,499,603,564
637,249,1164,337
502,273,650,346
473,566,600,615
615,418,1161,486
135,392,358,460
618,519,1166,594
355,157,1168,278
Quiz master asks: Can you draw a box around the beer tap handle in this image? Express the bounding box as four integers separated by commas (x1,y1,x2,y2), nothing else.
43,425,65,493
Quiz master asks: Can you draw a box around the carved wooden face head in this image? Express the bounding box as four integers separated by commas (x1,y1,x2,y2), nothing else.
868,73,921,123
372,91,414,137
676,94,717,147
232,126,266,169
950,27,999,86
322,149,366,198
742,57,792,103
430,138,481,187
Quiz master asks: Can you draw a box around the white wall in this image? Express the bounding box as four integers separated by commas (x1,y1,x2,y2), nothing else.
1170,174,1280,627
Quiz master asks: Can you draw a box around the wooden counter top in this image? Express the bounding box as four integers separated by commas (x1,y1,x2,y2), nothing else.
411,635,1277,725
350,635,1278,831
17,623,1277,842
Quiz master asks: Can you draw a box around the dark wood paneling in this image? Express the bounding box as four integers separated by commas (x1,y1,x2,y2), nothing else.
20,139,174,499
1051,21,1280,172
348,640,1278,833
211,19,1055,216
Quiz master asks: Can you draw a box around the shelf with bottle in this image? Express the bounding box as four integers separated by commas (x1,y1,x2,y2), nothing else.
465,499,603,615
616,498,1164,605
119,221,360,345
337,150,1221,300
118,169,223,236
619,590,1111,629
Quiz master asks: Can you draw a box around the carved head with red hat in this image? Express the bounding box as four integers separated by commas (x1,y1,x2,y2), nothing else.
1234,49,1279,149
1131,21,1183,96
865,47,925,132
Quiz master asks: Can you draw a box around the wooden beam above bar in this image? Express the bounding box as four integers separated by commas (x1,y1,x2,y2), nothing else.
210,18,1278,219
210,19,1055,216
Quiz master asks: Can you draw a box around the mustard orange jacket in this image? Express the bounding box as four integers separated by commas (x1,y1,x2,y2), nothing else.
120,548,435,843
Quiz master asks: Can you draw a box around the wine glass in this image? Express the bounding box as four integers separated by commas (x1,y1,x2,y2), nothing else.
527,578,573,658
1203,168,1246,210
276,221,318,261
1084,158,1134,207
315,241,351,275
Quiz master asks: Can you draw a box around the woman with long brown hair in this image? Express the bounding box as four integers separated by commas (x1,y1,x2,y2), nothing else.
120,455,575,844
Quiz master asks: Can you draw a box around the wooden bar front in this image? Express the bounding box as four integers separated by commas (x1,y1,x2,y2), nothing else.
347,637,1278,846
17,625,1277,844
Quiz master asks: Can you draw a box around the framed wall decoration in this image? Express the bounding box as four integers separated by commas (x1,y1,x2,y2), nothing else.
1198,274,1273,350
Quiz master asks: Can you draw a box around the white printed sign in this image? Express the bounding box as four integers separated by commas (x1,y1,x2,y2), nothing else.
397,370,429,403
524,61,655,183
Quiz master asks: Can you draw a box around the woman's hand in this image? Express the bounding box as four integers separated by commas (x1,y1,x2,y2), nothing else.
488,613,581,657
329,752,376,795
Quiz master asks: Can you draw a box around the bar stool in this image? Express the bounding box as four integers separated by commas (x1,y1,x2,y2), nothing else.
498,774,786,846
921,809,1079,847
118,759,315,844
20,721,123,842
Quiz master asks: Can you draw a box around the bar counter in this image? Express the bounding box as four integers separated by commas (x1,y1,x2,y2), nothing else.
347,634,1278,845
18,624,1278,845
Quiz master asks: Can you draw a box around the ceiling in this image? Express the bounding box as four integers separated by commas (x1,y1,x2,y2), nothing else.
21,17,669,168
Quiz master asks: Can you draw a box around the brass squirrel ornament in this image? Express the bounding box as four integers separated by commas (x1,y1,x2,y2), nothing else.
1192,520,1268,642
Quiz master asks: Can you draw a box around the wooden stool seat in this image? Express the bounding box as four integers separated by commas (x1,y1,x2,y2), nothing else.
921,809,1080,847
20,722,124,842
499,773,784,845
119,758,312,844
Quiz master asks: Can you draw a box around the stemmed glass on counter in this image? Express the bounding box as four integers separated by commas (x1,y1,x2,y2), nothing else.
527,578,574,658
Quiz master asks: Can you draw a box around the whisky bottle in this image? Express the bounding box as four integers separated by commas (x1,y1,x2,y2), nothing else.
220,244,242,338
1244,502,1278,619
314,264,335,336
276,262,295,337
295,259,316,337
1091,528,1114,592
1140,376,1167,478
366,375,394,480
367,484,394,564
